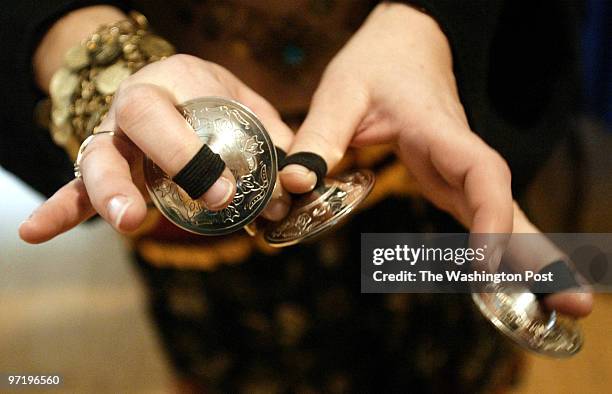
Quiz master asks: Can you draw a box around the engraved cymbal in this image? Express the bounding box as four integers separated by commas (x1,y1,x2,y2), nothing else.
144,97,375,244
264,169,375,247
144,97,277,235
472,282,583,357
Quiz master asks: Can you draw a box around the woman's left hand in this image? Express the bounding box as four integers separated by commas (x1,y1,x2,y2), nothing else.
280,2,592,318
281,3,513,260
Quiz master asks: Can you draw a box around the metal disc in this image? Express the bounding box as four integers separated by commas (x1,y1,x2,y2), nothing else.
472,282,583,357
144,97,277,235
264,169,375,247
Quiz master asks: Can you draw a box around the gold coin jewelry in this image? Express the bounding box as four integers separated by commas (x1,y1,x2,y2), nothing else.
45,11,175,160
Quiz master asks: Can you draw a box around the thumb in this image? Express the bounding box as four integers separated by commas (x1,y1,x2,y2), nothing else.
280,74,369,193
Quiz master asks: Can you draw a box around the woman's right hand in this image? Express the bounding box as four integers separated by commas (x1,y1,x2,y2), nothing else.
20,54,294,243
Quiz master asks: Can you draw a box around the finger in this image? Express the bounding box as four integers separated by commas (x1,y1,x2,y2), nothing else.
395,142,463,223
506,203,594,318
77,132,148,232
429,131,513,271
543,292,593,318
113,83,235,210
260,175,291,221
280,73,369,193
19,179,95,244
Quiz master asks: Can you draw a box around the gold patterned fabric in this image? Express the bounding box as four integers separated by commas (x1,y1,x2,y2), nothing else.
129,144,521,392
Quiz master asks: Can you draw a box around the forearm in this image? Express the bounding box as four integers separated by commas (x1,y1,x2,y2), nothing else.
34,5,126,92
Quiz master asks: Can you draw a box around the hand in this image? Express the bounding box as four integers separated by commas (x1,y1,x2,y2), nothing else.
20,54,294,243
280,3,592,317
281,3,512,238
507,203,593,317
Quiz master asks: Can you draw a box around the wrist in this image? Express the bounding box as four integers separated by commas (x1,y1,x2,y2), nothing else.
34,5,126,92
43,11,175,158
369,2,452,67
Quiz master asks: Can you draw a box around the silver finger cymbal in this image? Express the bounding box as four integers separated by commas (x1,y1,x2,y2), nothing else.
144,97,277,235
264,169,375,247
472,282,583,357
143,97,375,244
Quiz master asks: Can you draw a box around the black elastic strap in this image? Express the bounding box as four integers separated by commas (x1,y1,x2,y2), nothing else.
531,260,581,299
280,152,327,189
275,146,287,168
172,144,225,199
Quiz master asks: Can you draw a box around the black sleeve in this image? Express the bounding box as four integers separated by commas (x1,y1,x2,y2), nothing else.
391,0,583,195
389,0,505,123
0,1,128,197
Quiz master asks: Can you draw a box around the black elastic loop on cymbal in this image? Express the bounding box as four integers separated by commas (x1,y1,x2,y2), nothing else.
532,260,581,300
275,146,287,168
280,151,327,189
172,144,226,199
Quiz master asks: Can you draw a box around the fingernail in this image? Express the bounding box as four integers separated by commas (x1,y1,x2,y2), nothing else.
25,206,40,221
282,164,317,189
18,206,39,230
18,220,30,232
283,164,310,176
202,177,234,210
107,195,132,230
20,216,32,228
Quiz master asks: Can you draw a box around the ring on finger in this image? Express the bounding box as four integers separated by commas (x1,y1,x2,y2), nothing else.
73,130,116,179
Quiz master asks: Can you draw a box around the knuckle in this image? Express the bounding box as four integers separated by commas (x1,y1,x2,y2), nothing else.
79,137,107,164
115,84,164,129
166,54,218,79
164,145,193,175
486,149,512,182
205,61,229,76
165,53,201,69
165,55,225,86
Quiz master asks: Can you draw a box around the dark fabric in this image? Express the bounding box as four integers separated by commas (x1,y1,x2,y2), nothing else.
402,0,583,193
134,197,520,393
172,144,225,199
0,0,129,197
581,0,612,127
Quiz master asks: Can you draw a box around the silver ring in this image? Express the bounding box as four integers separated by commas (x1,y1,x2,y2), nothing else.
73,131,116,179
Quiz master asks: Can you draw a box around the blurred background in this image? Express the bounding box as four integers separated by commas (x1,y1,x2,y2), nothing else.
1,121,611,394
1,1,611,392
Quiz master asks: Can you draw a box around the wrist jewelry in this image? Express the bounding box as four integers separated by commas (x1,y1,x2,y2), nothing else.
43,11,175,159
